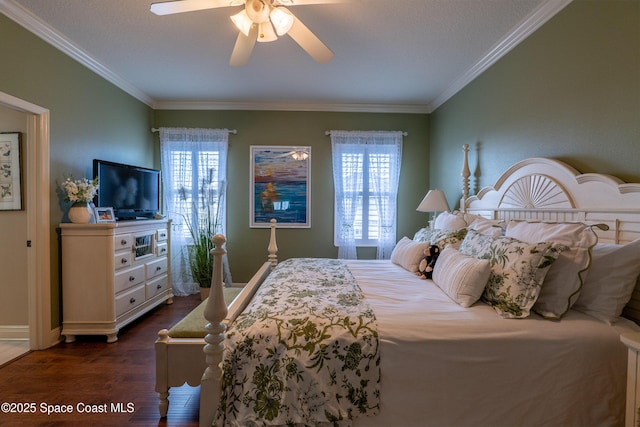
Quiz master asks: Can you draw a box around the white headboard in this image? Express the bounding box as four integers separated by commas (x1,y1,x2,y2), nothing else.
459,146,640,322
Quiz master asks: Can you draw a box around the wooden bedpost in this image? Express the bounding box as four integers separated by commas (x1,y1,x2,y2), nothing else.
461,144,470,211
200,234,228,427
268,218,278,269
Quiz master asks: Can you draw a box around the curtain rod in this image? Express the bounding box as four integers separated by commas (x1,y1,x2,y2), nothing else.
325,130,408,136
151,128,237,134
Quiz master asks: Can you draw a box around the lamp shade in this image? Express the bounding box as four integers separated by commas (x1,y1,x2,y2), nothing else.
416,189,449,213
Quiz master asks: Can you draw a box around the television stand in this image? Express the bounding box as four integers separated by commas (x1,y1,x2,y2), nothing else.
59,219,173,342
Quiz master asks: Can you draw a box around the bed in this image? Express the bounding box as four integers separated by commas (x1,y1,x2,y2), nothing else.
158,147,640,427
154,220,277,419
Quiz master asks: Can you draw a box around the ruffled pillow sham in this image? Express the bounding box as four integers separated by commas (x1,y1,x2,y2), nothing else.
505,221,598,319
572,240,640,323
459,229,560,319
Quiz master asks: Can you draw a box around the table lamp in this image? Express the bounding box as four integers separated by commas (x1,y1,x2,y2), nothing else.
416,189,449,228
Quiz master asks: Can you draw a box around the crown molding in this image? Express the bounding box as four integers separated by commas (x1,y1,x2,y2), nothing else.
0,0,154,107
1,0,570,114
428,0,572,112
152,100,430,114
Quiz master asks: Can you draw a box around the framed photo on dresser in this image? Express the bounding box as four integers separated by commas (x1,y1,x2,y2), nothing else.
95,207,115,223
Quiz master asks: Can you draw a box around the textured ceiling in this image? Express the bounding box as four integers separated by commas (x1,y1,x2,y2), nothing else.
2,0,570,112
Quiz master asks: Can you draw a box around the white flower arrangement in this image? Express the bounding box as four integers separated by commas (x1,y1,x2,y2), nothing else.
63,176,99,203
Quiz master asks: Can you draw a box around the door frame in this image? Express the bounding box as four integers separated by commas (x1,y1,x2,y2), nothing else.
0,91,52,349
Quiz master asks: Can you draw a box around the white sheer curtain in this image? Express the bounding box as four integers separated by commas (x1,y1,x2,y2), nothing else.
159,127,232,296
330,130,403,260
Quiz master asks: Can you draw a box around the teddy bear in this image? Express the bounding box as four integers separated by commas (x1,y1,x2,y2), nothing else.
416,244,441,280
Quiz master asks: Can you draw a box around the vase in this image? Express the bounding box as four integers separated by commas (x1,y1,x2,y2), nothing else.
68,202,93,224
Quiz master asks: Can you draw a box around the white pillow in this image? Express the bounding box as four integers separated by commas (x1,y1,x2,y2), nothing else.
505,221,598,319
390,237,430,273
433,211,467,231
572,240,640,323
467,217,505,237
432,246,492,307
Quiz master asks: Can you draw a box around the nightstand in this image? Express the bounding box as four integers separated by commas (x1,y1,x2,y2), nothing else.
620,332,640,427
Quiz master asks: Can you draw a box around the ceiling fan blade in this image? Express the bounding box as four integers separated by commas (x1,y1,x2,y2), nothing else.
230,26,258,67
150,0,239,16
287,14,333,63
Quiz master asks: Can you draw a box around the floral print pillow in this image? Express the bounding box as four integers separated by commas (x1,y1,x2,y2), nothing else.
413,227,468,249
429,228,468,250
413,227,434,243
459,230,560,318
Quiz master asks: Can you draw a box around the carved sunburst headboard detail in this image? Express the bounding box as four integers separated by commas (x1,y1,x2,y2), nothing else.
499,174,574,209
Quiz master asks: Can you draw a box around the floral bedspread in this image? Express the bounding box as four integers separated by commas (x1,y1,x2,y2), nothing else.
214,258,380,427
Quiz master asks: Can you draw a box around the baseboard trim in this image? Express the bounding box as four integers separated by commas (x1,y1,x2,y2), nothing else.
0,325,29,340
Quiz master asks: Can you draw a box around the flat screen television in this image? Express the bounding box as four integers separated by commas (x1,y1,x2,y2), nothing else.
93,159,161,220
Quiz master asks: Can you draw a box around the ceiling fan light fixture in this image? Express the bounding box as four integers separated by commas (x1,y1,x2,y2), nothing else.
270,7,294,36
257,21,278,42
245,0,271,23
231,9,253,37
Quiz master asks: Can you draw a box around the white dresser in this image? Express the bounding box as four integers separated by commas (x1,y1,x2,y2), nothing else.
59,219,173,343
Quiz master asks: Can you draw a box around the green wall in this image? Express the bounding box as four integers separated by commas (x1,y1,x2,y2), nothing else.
1,13,429,326
154,110,429,282
0,15,154,327
5,0,634,331
429,0,640,209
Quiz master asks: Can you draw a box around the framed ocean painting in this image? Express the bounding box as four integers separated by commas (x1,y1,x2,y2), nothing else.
250,145,311,228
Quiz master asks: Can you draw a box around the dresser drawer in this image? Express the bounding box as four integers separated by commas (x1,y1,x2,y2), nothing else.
156,242,168,257
146,275,169,299
115,285,145,317
157,228,169,242
114,265,145,294
114,234,133,251
114,251,133,270
146,257,168,280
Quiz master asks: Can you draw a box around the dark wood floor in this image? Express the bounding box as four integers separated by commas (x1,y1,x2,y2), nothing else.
0,295,203,427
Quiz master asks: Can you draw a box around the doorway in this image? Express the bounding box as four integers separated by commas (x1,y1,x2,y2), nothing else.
0,91,52,352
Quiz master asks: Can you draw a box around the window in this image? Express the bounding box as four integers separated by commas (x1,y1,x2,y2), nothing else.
338,151,393,243
168,149,223,240
159,128,230,295
330,131,403,260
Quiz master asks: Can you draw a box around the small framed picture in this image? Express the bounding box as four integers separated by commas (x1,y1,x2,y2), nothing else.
0,132,23,211
94,207,115,223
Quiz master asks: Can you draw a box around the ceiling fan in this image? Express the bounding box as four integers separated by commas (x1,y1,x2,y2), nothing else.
150,0,344,67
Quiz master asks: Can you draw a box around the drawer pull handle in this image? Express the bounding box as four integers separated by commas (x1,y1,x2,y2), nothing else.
121,258,128,264
157,284,162,289
121,239,128,246
156,266,162,271
129,298,136,304
129,276,135,282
